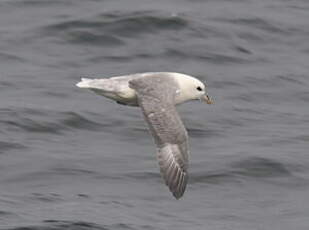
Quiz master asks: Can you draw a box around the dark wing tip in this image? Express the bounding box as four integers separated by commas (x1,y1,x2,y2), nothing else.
171,172,188,199
157,144,188,200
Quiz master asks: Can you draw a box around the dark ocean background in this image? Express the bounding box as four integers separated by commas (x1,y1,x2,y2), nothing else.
0,0,309,229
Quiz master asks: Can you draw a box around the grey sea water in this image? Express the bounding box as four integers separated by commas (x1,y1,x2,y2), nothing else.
0,0,309,229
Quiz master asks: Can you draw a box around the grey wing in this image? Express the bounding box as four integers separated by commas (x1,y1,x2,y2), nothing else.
129,75,189,199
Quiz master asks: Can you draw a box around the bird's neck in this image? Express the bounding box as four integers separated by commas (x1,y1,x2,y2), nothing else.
173,76,197,104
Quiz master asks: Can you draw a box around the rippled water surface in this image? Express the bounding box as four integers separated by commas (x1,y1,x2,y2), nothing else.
0,0,309,229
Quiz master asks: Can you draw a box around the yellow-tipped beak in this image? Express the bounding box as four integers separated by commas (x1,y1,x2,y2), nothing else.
201,94,213,104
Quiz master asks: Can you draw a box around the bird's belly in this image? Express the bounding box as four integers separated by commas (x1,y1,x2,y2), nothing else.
91,88,138,106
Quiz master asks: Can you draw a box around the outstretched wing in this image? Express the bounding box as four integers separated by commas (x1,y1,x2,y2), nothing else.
129,74,189,199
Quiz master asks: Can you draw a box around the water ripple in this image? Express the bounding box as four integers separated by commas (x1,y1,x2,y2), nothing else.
0,210,14,217
6,0,74,7
164,49,253,64
190,157,309,186
0,141,26,154
0,52,26,63
0,108,106,134
230,157,292,178
28,193,63,203
41,11,188,45
218,16,301,35
9,220,137,230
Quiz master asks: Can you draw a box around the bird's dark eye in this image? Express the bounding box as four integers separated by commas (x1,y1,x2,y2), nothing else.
196,86,202,91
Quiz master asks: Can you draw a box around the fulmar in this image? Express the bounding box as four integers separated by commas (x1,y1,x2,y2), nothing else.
76,72,212,199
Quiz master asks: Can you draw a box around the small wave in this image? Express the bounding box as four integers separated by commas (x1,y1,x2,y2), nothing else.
41,11,188,45
50,166,97,176
274,74,307,85
9,221,105,230
5,166,106,184
211,80,244,89
205,117,245,130
0,210,14,216
9,220,135,230
0,80,18,89
190,171,239,185
4,119,64,134
190,157,306,186
27,193,63,203
219,17,299,35
286,3,309,11
188,0,245,2
243,74,307,88
0,108,107,134
98,11,188,34
7,0,74,7
164,49,252,64
95,46,257,65
0,108,62,134
0,52,26,63
187,128,224,138
231,157,292,178
294,135,309,142
60,112,103,131
91,49,253,64
125,171,161,181
62,31,124,46
0,141,26,154
88,54,153,63
234,45,252,54
293,91,309,102
237,32,265,43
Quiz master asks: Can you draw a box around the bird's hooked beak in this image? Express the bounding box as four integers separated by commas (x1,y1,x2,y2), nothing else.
200,94,213,104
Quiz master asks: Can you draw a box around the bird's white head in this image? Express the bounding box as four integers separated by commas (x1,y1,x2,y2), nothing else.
171,73,213,105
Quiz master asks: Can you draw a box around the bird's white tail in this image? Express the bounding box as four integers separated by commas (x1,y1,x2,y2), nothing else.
76,78,94,88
